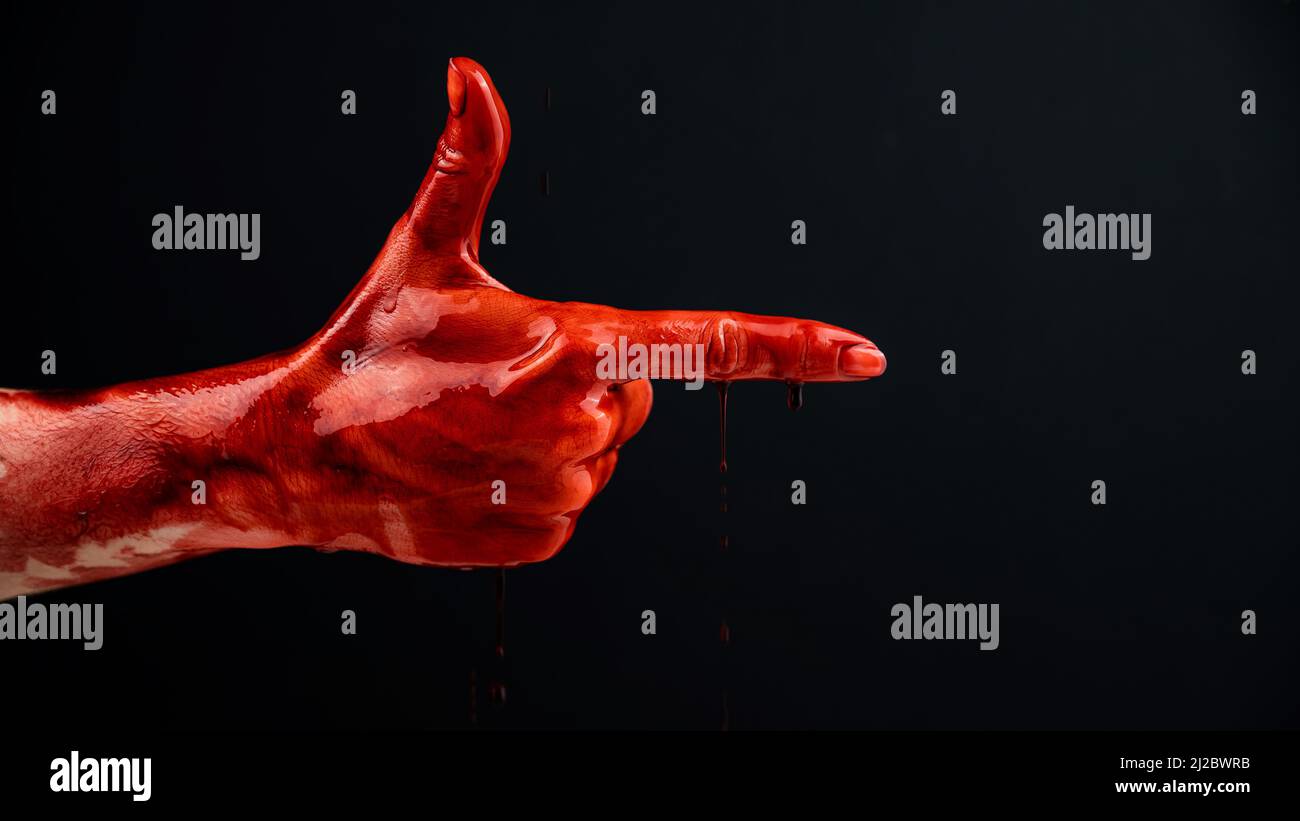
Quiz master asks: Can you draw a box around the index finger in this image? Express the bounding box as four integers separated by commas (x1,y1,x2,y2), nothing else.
575,307,886,383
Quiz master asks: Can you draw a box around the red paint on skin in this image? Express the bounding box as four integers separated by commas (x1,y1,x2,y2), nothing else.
0,57,885,598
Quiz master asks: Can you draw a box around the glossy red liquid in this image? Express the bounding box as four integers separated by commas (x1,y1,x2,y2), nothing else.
0,58,885,599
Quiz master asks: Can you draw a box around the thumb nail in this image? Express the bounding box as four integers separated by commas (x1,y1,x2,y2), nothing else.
447,59,467,117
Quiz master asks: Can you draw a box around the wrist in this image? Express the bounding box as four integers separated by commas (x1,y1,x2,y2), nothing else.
0,355,298,595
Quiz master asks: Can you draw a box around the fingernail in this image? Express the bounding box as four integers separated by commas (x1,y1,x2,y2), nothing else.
447,59,467,117
840,343,886,378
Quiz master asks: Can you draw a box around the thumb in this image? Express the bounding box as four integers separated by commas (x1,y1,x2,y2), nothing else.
406,57,511,264
583,307,886,383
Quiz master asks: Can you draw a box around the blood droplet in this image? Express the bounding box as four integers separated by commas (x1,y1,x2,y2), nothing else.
787,381,803,411
716,381,729,474
495,568,506,660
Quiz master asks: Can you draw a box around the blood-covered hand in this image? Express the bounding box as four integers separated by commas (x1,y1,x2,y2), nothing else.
0,58,884,598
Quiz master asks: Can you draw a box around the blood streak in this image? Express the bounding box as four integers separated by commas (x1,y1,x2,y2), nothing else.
787,381,803,412
716,381,729,475
495,567,506,659
718,380,730,731
490,568,507,707
716,382,803,730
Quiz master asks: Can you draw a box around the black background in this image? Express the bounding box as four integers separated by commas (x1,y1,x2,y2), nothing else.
2,0,1297,733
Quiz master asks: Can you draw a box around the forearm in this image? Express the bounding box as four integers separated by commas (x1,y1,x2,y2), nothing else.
0,363,293,599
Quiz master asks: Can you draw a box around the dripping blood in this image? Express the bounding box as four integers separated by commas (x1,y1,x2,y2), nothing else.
787,381,803,411
716,381,729,474
490,568,507,707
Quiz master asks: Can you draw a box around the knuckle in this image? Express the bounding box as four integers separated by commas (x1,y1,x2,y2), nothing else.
704,313,746,376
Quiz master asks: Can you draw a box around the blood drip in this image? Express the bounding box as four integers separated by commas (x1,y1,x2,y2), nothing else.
718,381,730,731
495,568,506,660
787,381,803,412
717,381,729,474
490,569,507,707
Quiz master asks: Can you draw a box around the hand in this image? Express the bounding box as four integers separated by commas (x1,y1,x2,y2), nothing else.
0,58,884,596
